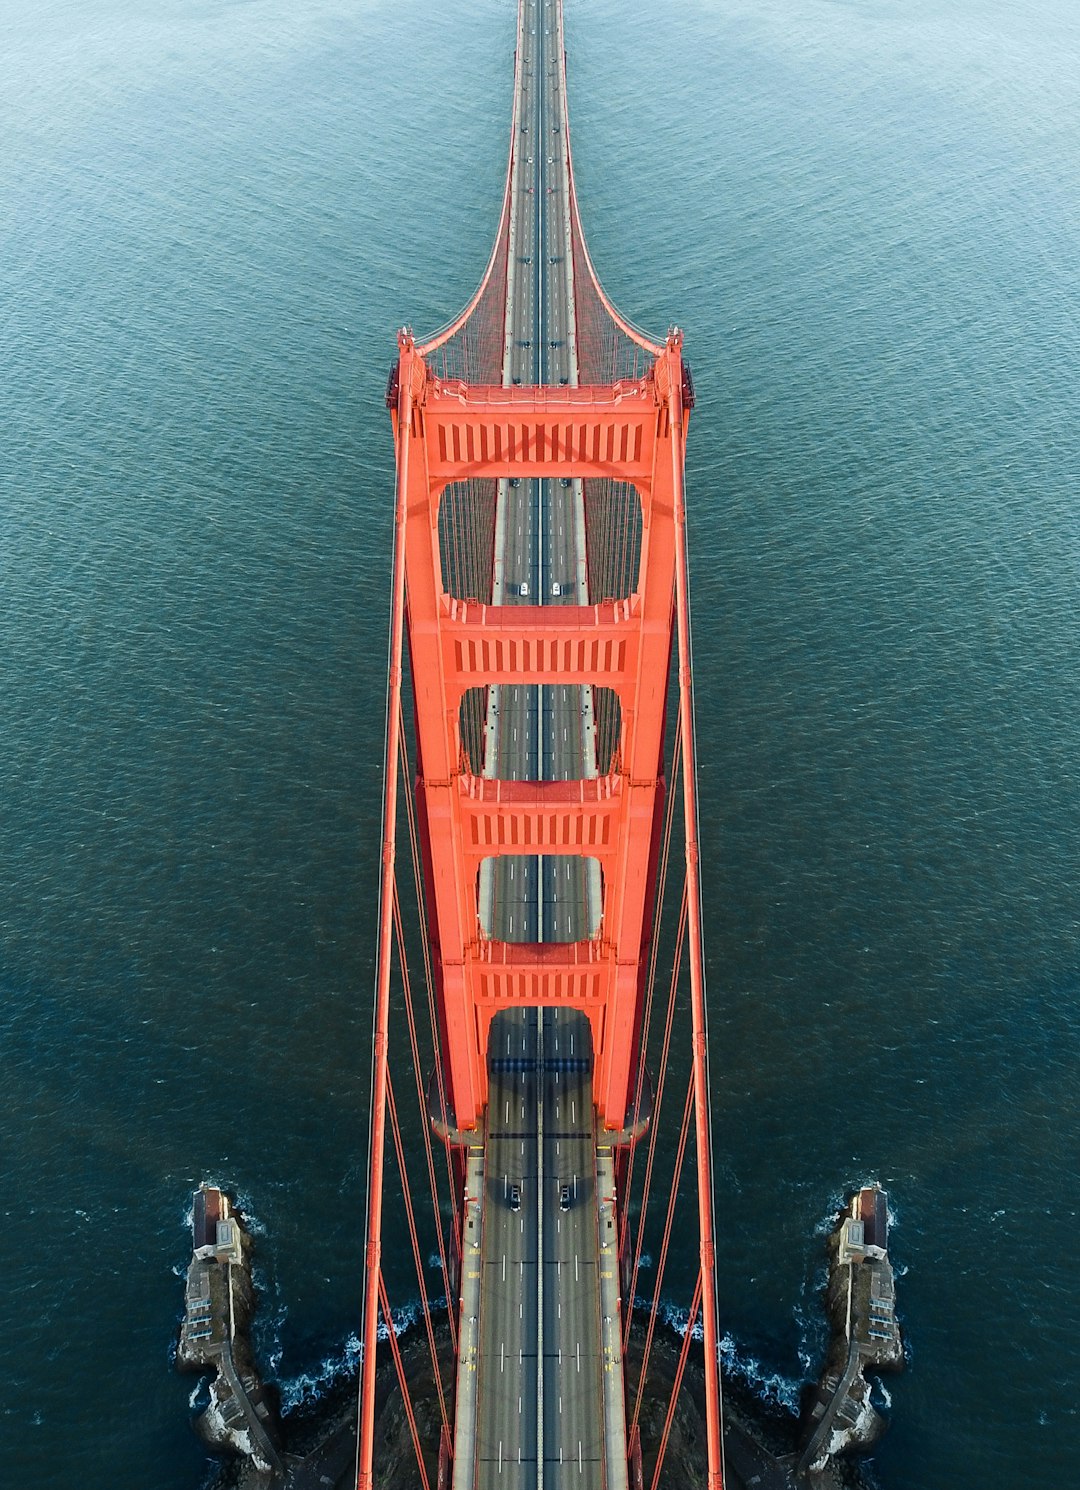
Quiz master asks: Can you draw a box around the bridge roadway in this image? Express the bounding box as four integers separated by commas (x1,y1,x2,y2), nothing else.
468,2,612,1488
477,1008,602,1487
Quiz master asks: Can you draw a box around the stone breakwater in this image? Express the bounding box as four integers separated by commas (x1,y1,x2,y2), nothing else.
177,1186,283,1476
799,1184,904,1476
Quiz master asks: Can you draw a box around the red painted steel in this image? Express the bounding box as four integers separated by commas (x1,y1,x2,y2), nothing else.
389,338,686,1134
667,347,727,1487
356,321,412,1490
360,1,725,1485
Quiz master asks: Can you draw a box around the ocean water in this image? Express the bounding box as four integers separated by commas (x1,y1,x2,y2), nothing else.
2,1,1078,1486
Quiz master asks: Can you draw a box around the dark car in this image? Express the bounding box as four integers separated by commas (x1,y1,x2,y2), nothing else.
559,1185,571,1211
510,1183,521,1212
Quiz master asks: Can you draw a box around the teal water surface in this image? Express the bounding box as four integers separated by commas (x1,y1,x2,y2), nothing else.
2,1,1078,1485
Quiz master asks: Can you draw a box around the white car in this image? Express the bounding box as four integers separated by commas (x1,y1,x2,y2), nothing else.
519,582,530,597
551,583,561,596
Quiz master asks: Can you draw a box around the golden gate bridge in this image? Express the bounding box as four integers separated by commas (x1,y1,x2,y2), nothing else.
358,2,724,1485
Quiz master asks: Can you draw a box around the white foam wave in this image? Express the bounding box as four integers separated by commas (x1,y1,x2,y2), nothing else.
718,1333,802,1414
813,1178,898,1239
178,1180,267,1237
279,1332,364,1413
812,1185,851,1236
630,1298,801,1414
251,1274,288,1378
226,1185,268,1236
277,1296,444,1414
793,1298,827,1379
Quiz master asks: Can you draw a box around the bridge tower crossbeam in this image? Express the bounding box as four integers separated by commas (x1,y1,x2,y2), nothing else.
388,345,692,1134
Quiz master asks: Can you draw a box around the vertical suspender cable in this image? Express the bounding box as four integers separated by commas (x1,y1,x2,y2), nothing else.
620,722,681,1264
386,1070,451,1439
378,1274,434,1490
624,888,687,1351
648,1271,703,1490
630,1074,694,1442
398,721,462,1244
393,883,458,1353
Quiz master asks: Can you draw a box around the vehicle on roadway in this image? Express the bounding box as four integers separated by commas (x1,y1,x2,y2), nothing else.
510,1183,521,1212
559,1184,571,1211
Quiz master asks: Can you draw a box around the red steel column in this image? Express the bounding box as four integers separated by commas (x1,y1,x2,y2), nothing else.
666,330,725,1488
391,371,686,1133
399,346,487,1131
357,332,415,1490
